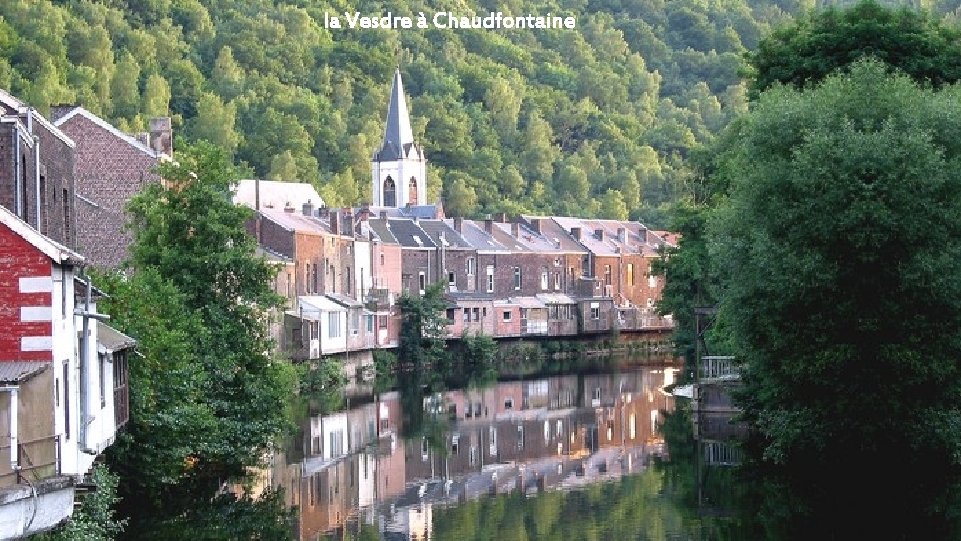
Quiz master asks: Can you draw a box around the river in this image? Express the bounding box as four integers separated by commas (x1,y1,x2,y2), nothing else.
250,356,759,540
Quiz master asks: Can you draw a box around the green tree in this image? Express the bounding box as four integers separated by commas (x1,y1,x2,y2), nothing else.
711,61,961,533
115,142,296,530
191,92,240,156
36,465,126,540
749,0,961,96
397,282,449,377
141,72,170,118
111,51,140,120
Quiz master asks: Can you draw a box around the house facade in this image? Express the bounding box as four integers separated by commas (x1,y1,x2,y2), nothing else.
0,204,127,537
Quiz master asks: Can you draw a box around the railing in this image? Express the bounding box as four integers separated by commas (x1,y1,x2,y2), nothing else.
520,320,548,335
699,356,739,381
0,435,60,487
702,440,742,466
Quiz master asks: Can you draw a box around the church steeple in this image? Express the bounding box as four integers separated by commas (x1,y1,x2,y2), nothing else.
376,69,416,161
372,69,427,208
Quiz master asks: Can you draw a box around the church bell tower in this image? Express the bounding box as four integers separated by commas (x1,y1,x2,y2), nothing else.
372,69,427,208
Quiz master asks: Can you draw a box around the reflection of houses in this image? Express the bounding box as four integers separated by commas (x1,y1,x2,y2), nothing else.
0,206,128,537
273,367,678,540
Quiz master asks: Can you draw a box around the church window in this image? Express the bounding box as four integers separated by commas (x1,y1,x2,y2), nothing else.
384,177,396,207
408,177,418,205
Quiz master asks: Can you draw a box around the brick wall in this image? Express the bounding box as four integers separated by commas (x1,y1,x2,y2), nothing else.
0,223,53,362
57,113,160,267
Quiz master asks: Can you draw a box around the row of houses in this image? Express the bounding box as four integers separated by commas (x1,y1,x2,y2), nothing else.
238,187,675,360
0,90,160,537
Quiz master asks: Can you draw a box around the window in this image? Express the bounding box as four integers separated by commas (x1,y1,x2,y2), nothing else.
627,263,635,286
472,307,480,322
313,264,319,293
463,309,469,323
367,315,374,333
448,272,455,286
505,397,514,409
517,425,525,450
346,267,351,293
591,307,600,320
554,272,561,290
99,353,106,408
540,267,548,290
604,265,612,286
486,265,494,293
513,267,521,290
328,312,341,338
305,263,311,293
380,253,385,266
446,308,455,323
409,177,418,205
418,271,426,294
383,176,396,207
63,362,70,440
379,315,388,329
467,257,475,276
554,257,561,267
503,310,512,322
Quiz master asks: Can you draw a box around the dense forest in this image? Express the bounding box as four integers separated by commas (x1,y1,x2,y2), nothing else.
0,0,957,225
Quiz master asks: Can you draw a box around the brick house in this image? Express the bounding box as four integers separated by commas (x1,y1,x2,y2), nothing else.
0,205,125,537
51,107,169,269
0,90,76,249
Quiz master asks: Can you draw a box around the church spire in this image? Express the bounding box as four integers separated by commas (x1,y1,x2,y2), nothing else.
376,69,415,161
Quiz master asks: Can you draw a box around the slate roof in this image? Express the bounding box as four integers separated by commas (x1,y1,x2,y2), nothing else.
374,70,422,162
363,219,399,244
384,219,436,249
259,208,333,235
98,322,136,352
447,220,506,252
418,220,472,249
0,362,49,384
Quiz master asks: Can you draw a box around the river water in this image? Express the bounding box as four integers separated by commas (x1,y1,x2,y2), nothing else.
256,357,753,541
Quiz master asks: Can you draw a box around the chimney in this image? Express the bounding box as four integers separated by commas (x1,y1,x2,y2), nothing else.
342,207,354,235
149,117,173,156
330,209,341,235
484,219,494,235
594,229,604,241
531,218,542,234
511,222,520,238
283,201,295,213
135,132,150,147
453,217,463,232
302,199,315,216
318,206,330,220
571,227,582,241
357,204,371,222
379,210,389,219
617,227,627,243
496,212,508,223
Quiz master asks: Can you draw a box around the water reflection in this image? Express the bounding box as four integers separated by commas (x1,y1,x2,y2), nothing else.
270,365,679,540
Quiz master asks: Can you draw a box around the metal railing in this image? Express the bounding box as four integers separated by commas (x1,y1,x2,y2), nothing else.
699,356,740,381
0,434,60,487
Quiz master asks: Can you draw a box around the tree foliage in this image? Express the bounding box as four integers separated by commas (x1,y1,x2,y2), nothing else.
749,0,961,96
711,60,961,530
98,142,297,536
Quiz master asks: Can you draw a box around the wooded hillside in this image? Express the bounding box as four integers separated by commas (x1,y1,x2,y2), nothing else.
2,0,956,225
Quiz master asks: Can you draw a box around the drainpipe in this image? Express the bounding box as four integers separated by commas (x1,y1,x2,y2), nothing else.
0,386,18,471
74,269,110,454
14,127,21,218
29,109,40,231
